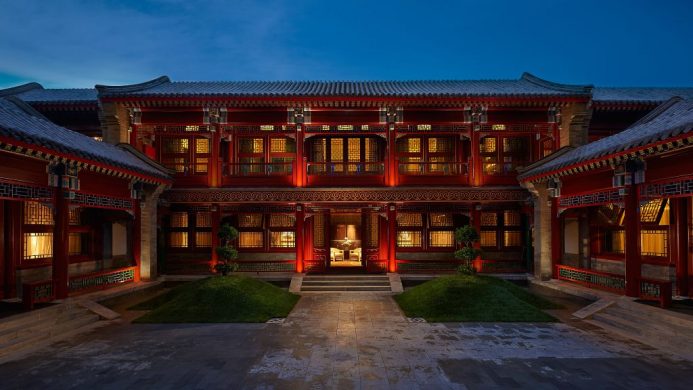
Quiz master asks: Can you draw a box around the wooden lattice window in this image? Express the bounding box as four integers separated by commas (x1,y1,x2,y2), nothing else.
69,208,81,225
397,213,423,227
238,232,263,248
169,232,189,248
171,212,189,228
367,213,379,248
397,231,422,248
480,136,498,175
429,231,454,247
195,232,212,248
270,231,295,248
68,233,83,256
313,213,325,248
24,202,53,225
429,213,453,227
23,233,53,260
480,231,497,247
238,214,263,228
196,212,212,228
269,214,295,228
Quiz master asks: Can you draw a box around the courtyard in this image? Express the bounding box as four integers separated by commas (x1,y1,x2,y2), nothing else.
1,291,692,389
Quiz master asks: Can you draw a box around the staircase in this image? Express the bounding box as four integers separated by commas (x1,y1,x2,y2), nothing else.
301,274,392,292
0,301,101,362
584,297,693,360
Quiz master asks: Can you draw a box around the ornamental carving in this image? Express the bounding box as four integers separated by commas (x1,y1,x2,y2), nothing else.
642,177,693,199
558,189,623,208
72,192,134,210
164,188,529,203
0,181,53,201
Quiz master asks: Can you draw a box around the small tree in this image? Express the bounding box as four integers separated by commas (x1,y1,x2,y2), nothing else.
215,224,239,276
454,225,480,275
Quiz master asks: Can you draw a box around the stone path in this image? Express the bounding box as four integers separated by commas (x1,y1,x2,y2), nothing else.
1,293,692,389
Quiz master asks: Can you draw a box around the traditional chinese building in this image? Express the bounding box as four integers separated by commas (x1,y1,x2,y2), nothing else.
1,74,692,304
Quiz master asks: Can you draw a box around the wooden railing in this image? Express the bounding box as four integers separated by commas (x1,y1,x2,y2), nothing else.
222,162,294,177
398,161,468,176
640,278,672,308
473,259,527,273
555,265,626,294
22,280,54,310
306,162,385,176
69,266,137,295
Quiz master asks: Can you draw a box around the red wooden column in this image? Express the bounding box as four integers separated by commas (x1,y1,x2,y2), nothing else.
132,201,141,282
211,204,221,269
210,126,221,187
296,204,305,272
674,198,689,296
623,183,642,297
470,130,481,186
550,199,561,278
387,124,397,187
295,125,305,187
387,203,397,272
52,185,70,299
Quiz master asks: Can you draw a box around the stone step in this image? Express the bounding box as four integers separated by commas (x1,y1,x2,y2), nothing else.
0,311,99,360
0,303,71,333
301,280,391,287
605,306,693,339
614,299,693,328
301,285,392,292
0,306,95,345
303,275,389,280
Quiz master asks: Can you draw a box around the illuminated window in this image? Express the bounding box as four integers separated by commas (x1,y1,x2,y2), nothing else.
196,212,212,228
404,138,421,153
428,138,452,153
504,211,521,226
480,231,497,247
480,213,497,226
330,138,344,160
347,138,360,172
271,231,295,248
169,232,188,248
239,138,264,153
195,232,212,248
195,138,209,154
504,231,522,247
480,137,496,153
260,125,275,131
238,214,263,228
602,230,625,254
397,231,422,247
416,124,432,131
480,137,498,175
24,202,53,225
640,199,666,224
367,213,379,248
238,232,263,248
429,213,453,227
69,208,81,225
429,231,454,247
397,213,423,227
361,125,369,131
321,125,330,131
68,233,82,256
164,138,189,153
185,125,199,132
337,125,353,131
491,124,506,131
23,233,53,259
270,138,296,153
641,230,668,257
171,212,189,228
269,214,296,228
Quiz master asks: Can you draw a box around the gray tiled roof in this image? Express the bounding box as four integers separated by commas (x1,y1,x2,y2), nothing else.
0,82,97,103
519,98,693,181
0,97,169,180
593,87,693,104
96,73,593,98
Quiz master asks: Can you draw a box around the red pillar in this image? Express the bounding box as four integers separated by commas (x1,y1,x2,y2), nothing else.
624,183,642,297
211,204,221,269
550,199,561,278
674,198,689,296
470,130,481,186
296,125,305,187
210,127,221,187
52,185,70,299
387,125,397,186
296,204,305,273
132,201,141,282
387,203,397,272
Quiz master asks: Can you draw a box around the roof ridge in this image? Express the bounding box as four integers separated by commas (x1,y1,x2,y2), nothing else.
167,78,521,84
2,96,50,121
0,82,44,97
96,76,170,94
521,72,593,94
629,96,684,126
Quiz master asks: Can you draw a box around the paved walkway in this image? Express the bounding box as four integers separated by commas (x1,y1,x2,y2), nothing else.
1,293,692,389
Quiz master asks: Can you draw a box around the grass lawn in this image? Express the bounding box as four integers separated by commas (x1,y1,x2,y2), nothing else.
394,274,562,322
131,275,300,323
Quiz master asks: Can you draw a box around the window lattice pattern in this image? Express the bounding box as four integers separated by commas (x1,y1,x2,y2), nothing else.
603,230,625,254
641,230,668,257
24,201,53,225
171,212,189,228
238,214,263,228
269,214,296,228
397,213,423,227
313,214,325,247
331,139,344,161
504,211,521,226
429,231,454,247
480,231,497,247
271,231,295,248
364,138,378,162
480,137,497,153
68,233,82,256
239,232,263,248
164,138,189,153
367,213,379,248
195,138,210,154
640,199,664,224
69,208,81,225
240,138,264,153
397,231,422,247
23,233,53,259
429,213,453,227
428,138,452,153
480,212,497,226
270,138,296,153
195,232,212,248
504,231,522,247
196,212,212,228
169,232,188,248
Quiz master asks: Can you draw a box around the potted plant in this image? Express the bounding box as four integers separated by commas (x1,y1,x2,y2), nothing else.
214,224,239,276
454,225,480,275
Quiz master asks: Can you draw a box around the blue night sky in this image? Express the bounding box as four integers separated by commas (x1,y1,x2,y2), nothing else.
0,0,691,88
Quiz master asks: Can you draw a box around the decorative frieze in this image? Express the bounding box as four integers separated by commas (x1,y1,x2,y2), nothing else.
72,192,134,210
0,181,53,201
641,176,693,199
558,189,623,208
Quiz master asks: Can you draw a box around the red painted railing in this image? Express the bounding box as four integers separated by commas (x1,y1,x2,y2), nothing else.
222,162,294,177
306,162,385,176
22,280,54,310
639,278,672,308
398,161,468,176
69,266,137,295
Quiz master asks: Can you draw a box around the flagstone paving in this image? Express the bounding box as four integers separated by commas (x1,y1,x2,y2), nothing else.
1,293,692,389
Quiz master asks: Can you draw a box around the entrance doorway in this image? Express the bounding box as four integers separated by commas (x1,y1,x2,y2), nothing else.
329,213,363,268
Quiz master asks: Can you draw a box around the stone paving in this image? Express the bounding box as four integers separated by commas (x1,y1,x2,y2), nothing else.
1,293,692,389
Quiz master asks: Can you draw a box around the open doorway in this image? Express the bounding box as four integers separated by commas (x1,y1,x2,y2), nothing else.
329,213,363,268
